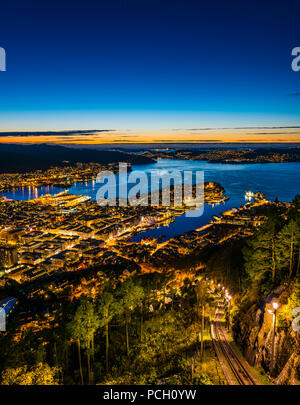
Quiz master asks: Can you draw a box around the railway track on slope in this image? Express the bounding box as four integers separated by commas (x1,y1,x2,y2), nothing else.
212,304,257,385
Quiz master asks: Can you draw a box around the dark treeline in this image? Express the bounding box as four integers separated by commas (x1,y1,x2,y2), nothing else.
243,196,300,292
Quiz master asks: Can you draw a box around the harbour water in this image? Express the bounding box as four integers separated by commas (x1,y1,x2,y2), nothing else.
2,159,300,241
130,159,300,241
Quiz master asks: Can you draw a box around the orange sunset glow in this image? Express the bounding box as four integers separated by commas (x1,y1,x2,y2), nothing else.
1,128,300,145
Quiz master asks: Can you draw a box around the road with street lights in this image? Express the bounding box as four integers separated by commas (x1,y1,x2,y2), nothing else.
211,299,258,385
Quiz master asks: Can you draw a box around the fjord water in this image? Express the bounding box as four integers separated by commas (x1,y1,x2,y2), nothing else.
130,159,300,241
3,159,300,241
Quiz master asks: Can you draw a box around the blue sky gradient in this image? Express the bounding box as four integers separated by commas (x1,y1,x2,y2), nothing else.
0,0,300,133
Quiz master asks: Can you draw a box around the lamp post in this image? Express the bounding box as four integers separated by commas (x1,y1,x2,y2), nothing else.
269,301,278,374
226,295,232,332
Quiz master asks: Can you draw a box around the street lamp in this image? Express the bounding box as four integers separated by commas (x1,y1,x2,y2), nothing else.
227,295,232,332
268,301,278,375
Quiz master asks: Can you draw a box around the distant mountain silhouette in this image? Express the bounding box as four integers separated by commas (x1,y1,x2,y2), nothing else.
0,130,114,137
0,143,155,173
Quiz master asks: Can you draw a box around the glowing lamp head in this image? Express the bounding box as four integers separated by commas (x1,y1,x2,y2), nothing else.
272,302,279,310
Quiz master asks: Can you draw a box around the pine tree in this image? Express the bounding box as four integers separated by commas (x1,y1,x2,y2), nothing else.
276,220,300,279
243,221,279,284
98,291,117,374
118,279,144,356
194,280,213,362
67,298,99,384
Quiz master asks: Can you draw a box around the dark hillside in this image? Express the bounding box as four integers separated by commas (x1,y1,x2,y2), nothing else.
0,143,155,173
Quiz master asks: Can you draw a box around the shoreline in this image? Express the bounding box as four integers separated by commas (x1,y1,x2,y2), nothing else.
2,158,300,196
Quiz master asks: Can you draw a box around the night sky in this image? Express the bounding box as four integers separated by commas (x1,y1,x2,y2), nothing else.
0,0,300,143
